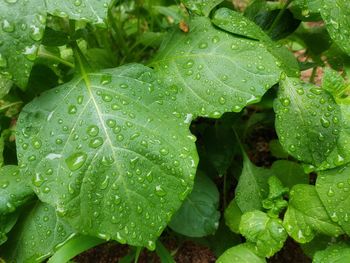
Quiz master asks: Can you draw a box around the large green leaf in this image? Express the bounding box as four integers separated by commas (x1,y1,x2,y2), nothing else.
283,184,343,243
235,154,271,213
151,16,281,119
270,160,308,189
321,0,350,56
239,210,287,257
181,0,223,17
0,202,76,262
16,64,198,249
46,0,110,25
316,163,350,235
274,76,344,170
0,0,47,88
314,242,350,263
217,244,266,263
0,165,34,215
211,8,299,77
169,171,220,237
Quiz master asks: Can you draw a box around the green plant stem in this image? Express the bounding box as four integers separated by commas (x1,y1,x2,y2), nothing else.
267,0,293,35
0,101,22,111
47,235,105,263
134,247,142,263
310,67,317,83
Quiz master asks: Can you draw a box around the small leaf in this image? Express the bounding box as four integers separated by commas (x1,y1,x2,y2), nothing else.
181,0,223,17
0,165,34,215
224,198,243,234
314,242,350,263
0,212,18,246
274,76,344,170
283,184,343,243
239,210,287,257
0,202,76,262
262,176,288,217
217,243,266,263
270,160,308,188
269,140,288,159
169,171,220,237
235,154,271,213
316,163,350,236
16,64,197,249
152,16,281,119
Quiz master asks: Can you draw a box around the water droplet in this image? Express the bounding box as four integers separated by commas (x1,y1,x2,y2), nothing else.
32,138,42,149
0,53,7,68
65,152,87,171
23,44,38,61
100,74,112,85
29,25,43,41
68,105,77,114
327,187,335,197
89,137,103,148
320,117,330,128
2,19,15,32
280,98,290,107
198,42,208,49
155,185,166,196
33,173,44,187
87,125,99,137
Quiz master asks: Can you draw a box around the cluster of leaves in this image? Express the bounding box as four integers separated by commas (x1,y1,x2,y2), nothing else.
0,0,350,262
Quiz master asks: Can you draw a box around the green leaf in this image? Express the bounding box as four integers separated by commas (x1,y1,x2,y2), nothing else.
321,0,350,56
235,154,271,213
224,198,243,234
314,242,350,263
45,0,110,25
283,184,343,243
239,210,287,257
169,171,220,237
0,0,47,88
300,235,335,259
0,212,18,246
316,163,350,235
291,0,322,21
211,8,299,77
181,0,223,17
274,76,344,170
151,16,281,119
0,75,12,99
262,176,288,217
270,160,309,188
0,165,34,215
217,244,266,263
16,64,198,249
322,68,350,103
0,202,76,262
269,140,288,159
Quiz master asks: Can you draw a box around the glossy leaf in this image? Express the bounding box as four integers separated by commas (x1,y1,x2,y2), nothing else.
212,8,299,77
0,0,46,88
151,16,281,119
46,0,110,25
0,202,76,262
321,0,350,56
217,243,266,263
235,154,271,213
274,76,344,170
239,210,287,257
169,171,220,237
316,163,350,235
314,242,350,263
262,176,288,217
283,184,343,243
181,0,223,17
16,64,198,249
0,165,34,215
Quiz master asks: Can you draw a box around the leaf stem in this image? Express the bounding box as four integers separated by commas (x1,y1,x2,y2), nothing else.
38,47,75,68
267,0,293,35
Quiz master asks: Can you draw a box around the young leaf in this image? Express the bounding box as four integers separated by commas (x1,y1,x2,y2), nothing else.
169,171,220,237
262,176,288,217
274,76,344,170
0,0,47,89
16,64,198,249
235,154,271,213
283,184,343,243
321,0,350,56
239,210,287,257
313,242,350,263
0,165,34,215
0,202,76,262
224,198,243,234
217,243,266,263
151,16,281,119
316,163,350,236
46,1,110,25
181,0,223,17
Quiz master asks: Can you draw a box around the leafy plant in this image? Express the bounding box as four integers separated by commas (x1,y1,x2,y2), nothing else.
1,0,350,262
